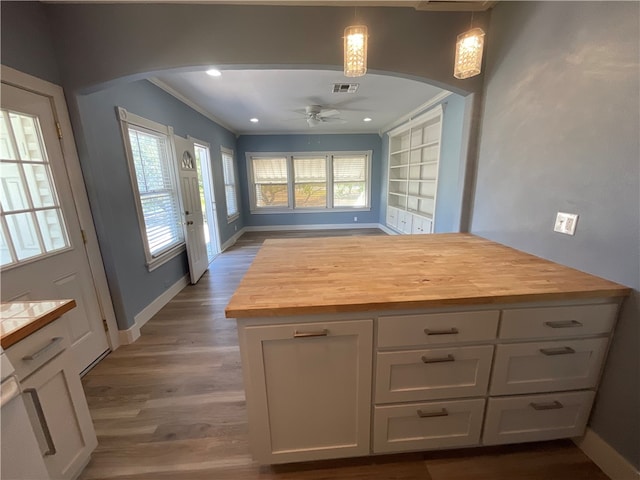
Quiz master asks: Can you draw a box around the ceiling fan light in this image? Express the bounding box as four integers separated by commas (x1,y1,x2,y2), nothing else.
454,27,485,80
344,25,368,78
206,68,222,77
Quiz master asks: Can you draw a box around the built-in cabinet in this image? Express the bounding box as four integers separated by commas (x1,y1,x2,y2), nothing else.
386,105,443,234
237,299,620,464
5,317,97,479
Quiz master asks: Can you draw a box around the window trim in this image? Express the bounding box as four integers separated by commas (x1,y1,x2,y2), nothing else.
246,150,372,214
221,146,239,223
117,107,185,271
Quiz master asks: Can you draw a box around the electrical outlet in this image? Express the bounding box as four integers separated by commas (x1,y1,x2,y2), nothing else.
554,212,578,235
234,225,237,232
354,216,358,222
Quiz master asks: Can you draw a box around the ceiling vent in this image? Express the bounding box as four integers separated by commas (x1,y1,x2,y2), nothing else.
332,83,359,94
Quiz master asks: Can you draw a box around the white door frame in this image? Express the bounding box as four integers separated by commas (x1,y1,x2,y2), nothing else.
1,65,120,350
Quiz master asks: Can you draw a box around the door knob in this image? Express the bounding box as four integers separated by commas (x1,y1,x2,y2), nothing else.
186,221,194,225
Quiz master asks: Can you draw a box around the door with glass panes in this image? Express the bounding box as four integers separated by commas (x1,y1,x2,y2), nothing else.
0,82,109,372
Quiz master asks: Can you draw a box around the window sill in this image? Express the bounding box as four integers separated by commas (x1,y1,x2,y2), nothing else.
227,213,240,224
250,207,371,215
146,244,186,272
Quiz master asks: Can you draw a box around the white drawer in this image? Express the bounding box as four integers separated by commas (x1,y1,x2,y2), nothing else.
376,345,494,403
490,338,608,395
5,319,69,381
378,311,499,348
499,303,618,340
373,398,485,453
483,390,595,445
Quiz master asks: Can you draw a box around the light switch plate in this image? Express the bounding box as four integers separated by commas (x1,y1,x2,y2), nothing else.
554,212,579,235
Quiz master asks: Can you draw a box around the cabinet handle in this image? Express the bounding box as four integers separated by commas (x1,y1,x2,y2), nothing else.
424,327,459,336
422,354,455,363
539,346,576,356
22,337,63,361
24,388,57,456
293,329,328,338
417,408,449,418
530,400,564,411
544,320,583,328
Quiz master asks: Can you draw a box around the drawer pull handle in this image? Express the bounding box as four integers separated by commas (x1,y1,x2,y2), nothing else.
293,329,328,338
24,388,57,456
22,337,64,361
422,354,455,363
417,408,449,418
539,346,576,356
424,327,459,336
530,400,564,411
544,320,583,328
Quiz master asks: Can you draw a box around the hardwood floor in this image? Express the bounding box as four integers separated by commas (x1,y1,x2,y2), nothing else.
80,229,609,480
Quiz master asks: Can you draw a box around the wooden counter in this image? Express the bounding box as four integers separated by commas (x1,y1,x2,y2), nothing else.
225,233,629,318
1,299,76,349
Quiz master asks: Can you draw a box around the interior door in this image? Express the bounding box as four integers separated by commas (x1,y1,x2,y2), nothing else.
174,136,208,284
0,83,109,372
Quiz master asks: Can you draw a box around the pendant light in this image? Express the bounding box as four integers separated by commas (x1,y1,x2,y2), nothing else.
344,25,368,77
454,14,485,80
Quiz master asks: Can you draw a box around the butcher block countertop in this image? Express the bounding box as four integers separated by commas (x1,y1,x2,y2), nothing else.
1,299,76,349
225,233,630,318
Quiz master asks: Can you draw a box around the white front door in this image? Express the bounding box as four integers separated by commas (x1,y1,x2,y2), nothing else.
193,142,220,262
174,136,208,284
0,82,109,371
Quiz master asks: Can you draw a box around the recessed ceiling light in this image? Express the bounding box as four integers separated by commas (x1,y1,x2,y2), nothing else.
250,118,259,123
363,117,373,122
206,68,222,77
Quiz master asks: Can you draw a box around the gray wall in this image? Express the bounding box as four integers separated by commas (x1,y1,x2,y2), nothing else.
77,80,238,329
45,3,487,95
0,1,61,84
380,93,470,233
236,134,382,227
472,1,639,468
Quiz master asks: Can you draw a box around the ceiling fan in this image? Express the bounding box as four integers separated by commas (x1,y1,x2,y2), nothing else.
300,105,347,127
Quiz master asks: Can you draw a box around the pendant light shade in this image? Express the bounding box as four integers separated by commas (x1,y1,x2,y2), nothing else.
344,25,368,77
454,27,485,79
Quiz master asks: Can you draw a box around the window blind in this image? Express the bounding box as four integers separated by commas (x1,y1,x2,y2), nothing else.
333,155,367,207
128,127,183,257
222,150,238,218
251,157,288,208
293,156,327,208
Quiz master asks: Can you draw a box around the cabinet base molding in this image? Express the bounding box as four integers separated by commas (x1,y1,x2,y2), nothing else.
574,428,640,480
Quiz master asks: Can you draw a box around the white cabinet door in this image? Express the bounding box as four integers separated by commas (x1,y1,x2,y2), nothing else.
386,206,399,230
411,215,432,234
242,320,373,464
21,347,97,479
397,210,413,234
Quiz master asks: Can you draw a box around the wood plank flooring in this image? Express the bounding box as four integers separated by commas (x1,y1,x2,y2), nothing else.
80,229,609,480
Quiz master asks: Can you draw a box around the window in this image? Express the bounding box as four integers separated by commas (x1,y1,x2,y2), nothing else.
221,147,239,221
247,151,371,213
118,108,184,269
0,109,71,267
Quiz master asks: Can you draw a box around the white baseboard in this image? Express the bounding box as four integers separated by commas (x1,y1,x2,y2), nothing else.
244,223,382,232
118,274,189,345
118,324,140,345
221,228,246,251
378,224,400,235
574,428,640,480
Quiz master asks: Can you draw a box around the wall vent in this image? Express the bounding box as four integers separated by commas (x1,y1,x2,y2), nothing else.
332,83,359,93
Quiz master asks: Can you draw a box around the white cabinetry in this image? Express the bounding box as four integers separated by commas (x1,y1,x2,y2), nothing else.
386,105,443,234
5,318,97,479
237,299,619,463
240,319,373,464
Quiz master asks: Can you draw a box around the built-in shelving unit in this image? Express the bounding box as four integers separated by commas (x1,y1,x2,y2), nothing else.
386,105,443,234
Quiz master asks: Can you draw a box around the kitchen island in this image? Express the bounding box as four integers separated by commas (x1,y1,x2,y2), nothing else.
225,233,629,464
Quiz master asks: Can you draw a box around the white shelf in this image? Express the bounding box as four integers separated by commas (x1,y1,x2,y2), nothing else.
390,148,410,155
389,164,409,169
407,178,436,183
411,140,440,149
389,192,407,197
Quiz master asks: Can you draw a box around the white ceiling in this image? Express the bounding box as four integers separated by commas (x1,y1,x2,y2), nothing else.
152,69,447,135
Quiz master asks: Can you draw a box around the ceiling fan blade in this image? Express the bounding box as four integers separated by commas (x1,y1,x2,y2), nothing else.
321,117,347,124
319,109,340,117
